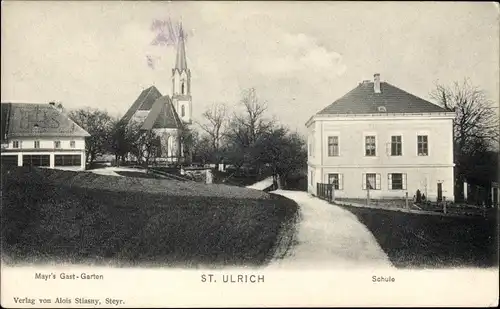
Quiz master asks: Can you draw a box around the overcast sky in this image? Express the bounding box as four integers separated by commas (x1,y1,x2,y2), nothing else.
1,1,498,135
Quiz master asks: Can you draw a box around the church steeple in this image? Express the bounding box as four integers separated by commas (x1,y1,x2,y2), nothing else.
175,24,188,72
171,22,192,124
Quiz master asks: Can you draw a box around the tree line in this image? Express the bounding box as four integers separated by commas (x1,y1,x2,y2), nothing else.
430,78,499,201
66,80,498,196
67,87,308,189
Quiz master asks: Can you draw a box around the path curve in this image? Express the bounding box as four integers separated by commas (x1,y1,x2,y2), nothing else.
267,190,394,269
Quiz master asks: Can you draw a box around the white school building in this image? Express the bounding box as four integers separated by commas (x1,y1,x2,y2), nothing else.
306,73,456,202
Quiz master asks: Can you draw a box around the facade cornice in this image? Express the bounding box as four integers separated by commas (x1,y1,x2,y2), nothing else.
305,112,455,127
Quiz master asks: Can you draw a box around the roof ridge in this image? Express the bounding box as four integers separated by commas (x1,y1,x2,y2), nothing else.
138,86,155,109
315,80,449,116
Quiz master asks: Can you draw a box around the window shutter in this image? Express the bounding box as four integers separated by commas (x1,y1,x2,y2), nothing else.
339,174,343,190
386,142,391,156
403,173,407,190
388,174,392,190
362,173,366,190
376,174,381,190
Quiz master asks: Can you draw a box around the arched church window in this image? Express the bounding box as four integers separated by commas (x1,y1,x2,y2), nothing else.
181,81,185,94
167,135,174,158
181,105,185,117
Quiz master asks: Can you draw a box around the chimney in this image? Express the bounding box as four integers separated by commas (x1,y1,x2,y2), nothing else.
49,101,63,113
56,103,64,113
374,73,381,93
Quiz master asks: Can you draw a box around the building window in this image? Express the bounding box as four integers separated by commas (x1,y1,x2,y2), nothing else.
22,155,50,167
328,136,339,156
388,173,407,190
391,136,402,156
417,135,428,156
55,155,81,166
181,81,185,94
12,140,21,149
362,173,381,190
365,136,376,156
1,155,18,167
34,141,40,149
328,173,343,190
70,140,76,148
54,141,61,149
181,105,185,117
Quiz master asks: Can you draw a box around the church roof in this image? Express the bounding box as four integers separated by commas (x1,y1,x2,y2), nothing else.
317,81,448,115
174,24,188,72
1,102,90,140
121,86,162,124
141,95,183,130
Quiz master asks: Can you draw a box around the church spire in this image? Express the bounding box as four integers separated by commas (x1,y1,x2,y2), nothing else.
175,23,187,71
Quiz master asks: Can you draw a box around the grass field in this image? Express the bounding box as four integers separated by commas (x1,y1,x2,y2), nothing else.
341,205,498,268
1,166,299,267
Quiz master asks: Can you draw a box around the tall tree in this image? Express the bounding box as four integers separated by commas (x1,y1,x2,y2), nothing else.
196,102,228,163
132,130,161,166
253,125,307,189
431,78,499,155
68,108,114,164
430,78,499,200
110,119,143,165
226,88,274,173
178,124,196,164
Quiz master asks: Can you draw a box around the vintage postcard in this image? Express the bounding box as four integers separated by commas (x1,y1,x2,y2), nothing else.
1,1,499,307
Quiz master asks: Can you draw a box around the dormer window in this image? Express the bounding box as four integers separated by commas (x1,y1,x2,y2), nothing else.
377,106,386,112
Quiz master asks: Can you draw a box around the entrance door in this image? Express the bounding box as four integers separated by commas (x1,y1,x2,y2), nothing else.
437,183,443,202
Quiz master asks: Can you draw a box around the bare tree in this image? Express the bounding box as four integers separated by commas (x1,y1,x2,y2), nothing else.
431,78,499,200
231,88,273,145
431,78,499,156
225,88,275,174
196,102,228,160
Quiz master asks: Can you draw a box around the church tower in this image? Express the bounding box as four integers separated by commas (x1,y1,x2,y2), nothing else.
171,23,192,124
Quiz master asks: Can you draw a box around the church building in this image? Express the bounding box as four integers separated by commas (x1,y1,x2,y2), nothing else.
121,24,192,163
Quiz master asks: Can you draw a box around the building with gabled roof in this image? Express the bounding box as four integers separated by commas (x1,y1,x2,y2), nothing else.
121,23,192,163
306,73,456,201
1,102,90,170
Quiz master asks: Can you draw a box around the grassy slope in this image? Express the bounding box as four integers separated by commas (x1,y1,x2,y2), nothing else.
1,167,298,267
342,205,498,268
